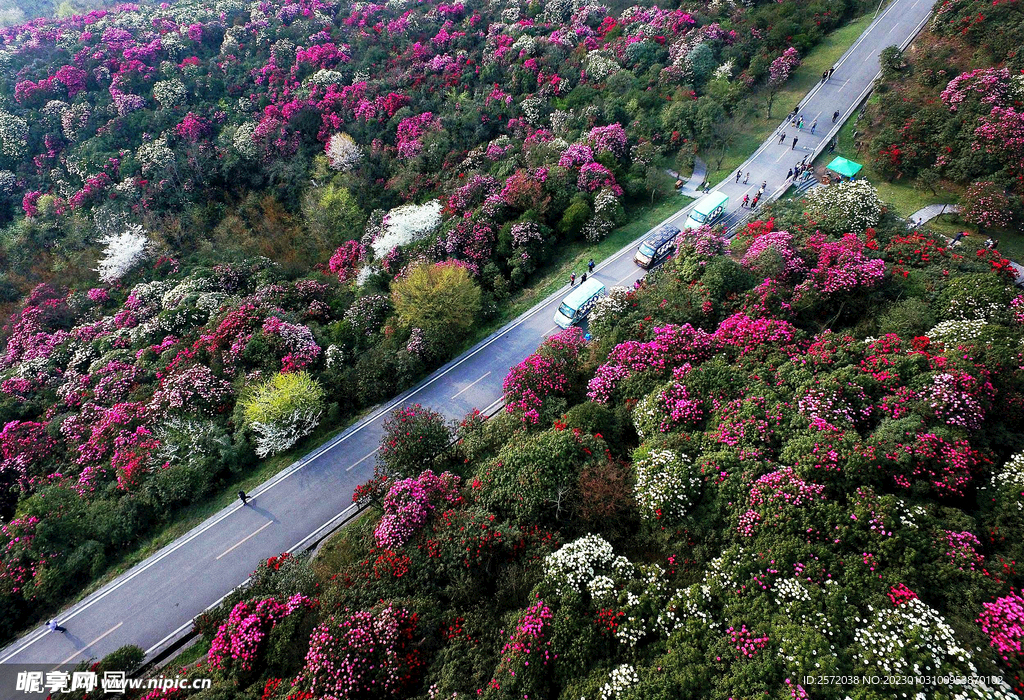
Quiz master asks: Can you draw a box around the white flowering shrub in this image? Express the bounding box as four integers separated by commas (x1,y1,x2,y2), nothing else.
852,599,1016,698
926,319,989,345
0,111,28,161
599,665,639,700
251,407,323,458
542,534,634,599
805,180,882,233
370,200,443,259
632,448,701,522
325,132,362,172
136,137,176,174
95,224,152,284
0,170,14,195
589,286,630,330
232,122,259,160
153,79,187,108
584,52,620,81
989,451,1024,512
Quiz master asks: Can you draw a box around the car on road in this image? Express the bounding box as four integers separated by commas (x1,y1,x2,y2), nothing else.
633,224,680,269
554,277,606,329
682,190,729,231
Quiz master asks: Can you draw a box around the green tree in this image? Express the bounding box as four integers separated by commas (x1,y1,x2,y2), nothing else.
391,261,481,347
241,372,326,457
302,183,366,253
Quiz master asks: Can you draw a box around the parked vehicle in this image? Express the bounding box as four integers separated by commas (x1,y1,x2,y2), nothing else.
682,191,729,231
634,225,681,269
553,277,606,329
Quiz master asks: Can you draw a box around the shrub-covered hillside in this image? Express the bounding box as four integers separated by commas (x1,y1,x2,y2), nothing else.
140,183,1024,700
0,0,873,640
862,0,1024,230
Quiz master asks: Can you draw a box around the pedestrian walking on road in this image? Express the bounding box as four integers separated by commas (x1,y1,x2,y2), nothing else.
239,490,250,506
792,136,799,150
751,195,760,209
588,258,595,273
810,120,817,135
828,67,835,80
832,110,840,123
47,620,67,634
569,272,576,286
581,272,587,284
779,132,786,145
821,70,828,83
735,170,741,183
797,116,804,129
761,181,767,190
741,194,749,208
786,168,793,179
743,172,750,184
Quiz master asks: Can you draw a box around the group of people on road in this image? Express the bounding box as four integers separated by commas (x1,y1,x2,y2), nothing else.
821,67,836,83
569,259,596,287
786,158,814,182
740,180,768,209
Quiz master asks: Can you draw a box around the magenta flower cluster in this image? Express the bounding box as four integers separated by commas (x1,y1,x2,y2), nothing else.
374,470,462,549
208,594,317,672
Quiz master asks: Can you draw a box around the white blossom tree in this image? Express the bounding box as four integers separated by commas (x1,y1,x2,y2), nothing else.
95,224,151,284
325,132,362,172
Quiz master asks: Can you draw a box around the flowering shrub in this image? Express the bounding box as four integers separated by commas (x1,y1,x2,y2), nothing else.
374,469,461,548
853,598,1015,698
95,224,151,284
325,132,361,171
542,534,633,598
804,181,883,233
241,372,325,458
376,404,452,479
295,604,424,698
632,448,701,522
208,594,317,673
503,327,586,424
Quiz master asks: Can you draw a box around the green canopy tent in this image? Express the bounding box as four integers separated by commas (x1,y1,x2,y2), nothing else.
825,156,863,179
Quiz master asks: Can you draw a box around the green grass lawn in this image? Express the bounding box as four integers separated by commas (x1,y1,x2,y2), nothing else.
924,213,1024,263
705,12,878,185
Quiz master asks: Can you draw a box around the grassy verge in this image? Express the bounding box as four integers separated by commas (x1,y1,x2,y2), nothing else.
704,12,877,185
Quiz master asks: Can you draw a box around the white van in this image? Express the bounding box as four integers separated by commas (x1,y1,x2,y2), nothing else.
554,277,606,329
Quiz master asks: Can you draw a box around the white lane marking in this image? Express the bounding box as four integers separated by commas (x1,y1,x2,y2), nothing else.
346,447,379,473
59,622,123,666
452,372,491,400
542,325,559,337
215,521,273,561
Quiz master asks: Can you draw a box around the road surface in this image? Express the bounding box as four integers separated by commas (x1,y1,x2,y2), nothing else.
0,0,935,689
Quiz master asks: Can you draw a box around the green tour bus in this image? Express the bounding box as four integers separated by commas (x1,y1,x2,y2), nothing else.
554,277,606,329
682,190,729,231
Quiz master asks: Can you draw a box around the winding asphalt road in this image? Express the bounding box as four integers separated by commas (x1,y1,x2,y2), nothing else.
0,0,935,691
